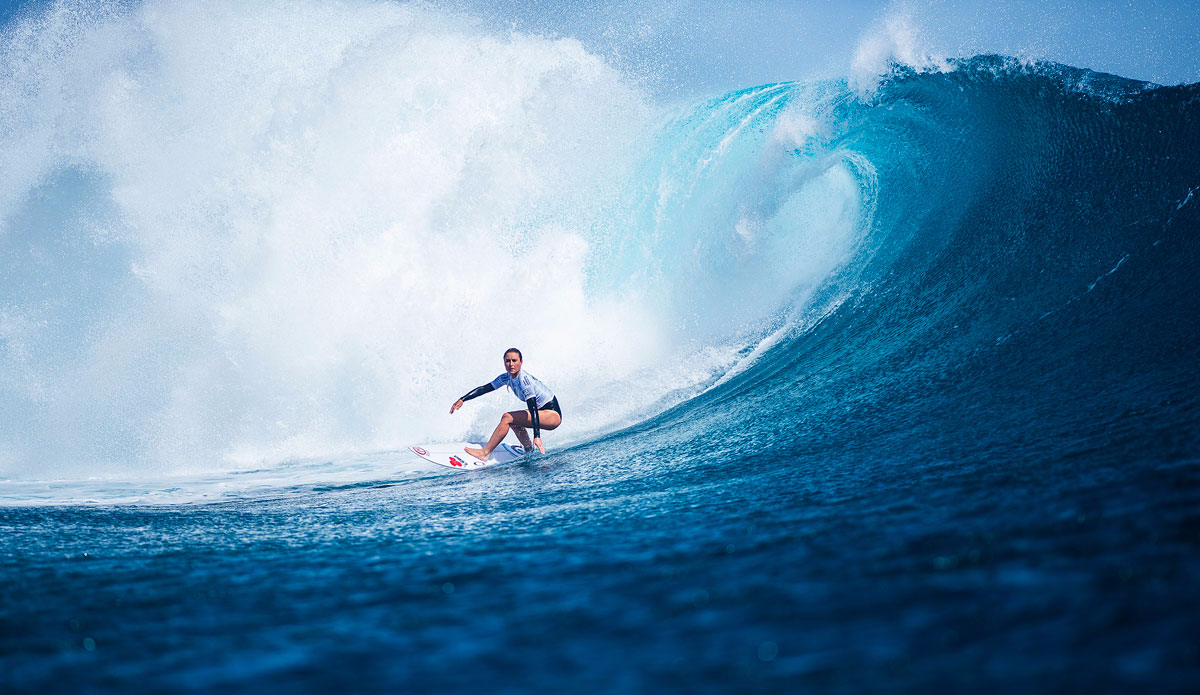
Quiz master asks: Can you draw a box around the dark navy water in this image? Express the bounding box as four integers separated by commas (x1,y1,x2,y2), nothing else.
3,53,1200,693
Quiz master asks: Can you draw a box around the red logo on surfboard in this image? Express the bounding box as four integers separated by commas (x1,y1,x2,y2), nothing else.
411,446,428,456
448,456,465,467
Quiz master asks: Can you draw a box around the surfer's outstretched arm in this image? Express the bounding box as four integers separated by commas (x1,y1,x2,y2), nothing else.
450,383,496,414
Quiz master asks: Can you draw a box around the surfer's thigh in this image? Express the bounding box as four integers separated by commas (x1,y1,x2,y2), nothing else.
505,409,533,427
507,409,558,431
538,410,562,430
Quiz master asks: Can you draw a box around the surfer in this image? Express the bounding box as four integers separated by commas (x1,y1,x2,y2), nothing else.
450,348,562,460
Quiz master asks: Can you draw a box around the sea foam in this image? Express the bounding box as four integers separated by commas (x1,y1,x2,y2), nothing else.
0,1,867,479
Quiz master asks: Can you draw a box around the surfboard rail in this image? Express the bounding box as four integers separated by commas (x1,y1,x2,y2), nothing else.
409,442,527,469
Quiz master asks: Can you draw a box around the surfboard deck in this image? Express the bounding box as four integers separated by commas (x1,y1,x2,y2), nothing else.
409,442,527,469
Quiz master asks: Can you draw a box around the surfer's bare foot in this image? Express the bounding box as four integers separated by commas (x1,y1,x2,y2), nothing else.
464,446,489,461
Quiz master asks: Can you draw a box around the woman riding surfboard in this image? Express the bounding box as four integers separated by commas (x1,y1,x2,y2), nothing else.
450,348,562,460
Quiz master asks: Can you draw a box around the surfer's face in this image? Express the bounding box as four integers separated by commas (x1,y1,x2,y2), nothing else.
504,351,522,375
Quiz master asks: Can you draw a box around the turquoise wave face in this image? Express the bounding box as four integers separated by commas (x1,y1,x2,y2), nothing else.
658,56,1200,468
591,81,876,343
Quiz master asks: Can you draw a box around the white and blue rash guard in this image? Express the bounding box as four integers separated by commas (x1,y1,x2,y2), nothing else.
460,370,558,438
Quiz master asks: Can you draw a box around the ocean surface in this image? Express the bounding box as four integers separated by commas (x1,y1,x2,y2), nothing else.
2,2,1199,692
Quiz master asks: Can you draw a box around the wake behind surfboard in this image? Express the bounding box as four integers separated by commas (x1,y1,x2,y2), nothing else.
409,442,527,469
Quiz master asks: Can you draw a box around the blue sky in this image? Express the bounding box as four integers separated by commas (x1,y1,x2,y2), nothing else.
451,0,1200,90
2,0,1198,92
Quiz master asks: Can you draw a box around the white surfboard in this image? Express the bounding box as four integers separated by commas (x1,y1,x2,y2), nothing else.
408,442,528,470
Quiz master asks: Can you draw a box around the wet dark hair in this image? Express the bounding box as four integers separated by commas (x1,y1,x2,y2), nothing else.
504,347,523,360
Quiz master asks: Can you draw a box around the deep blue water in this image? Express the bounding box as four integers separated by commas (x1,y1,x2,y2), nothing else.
3,47,1200,695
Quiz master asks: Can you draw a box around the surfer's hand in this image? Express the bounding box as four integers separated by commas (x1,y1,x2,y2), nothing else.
450,399,463,414
533,437,545,455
